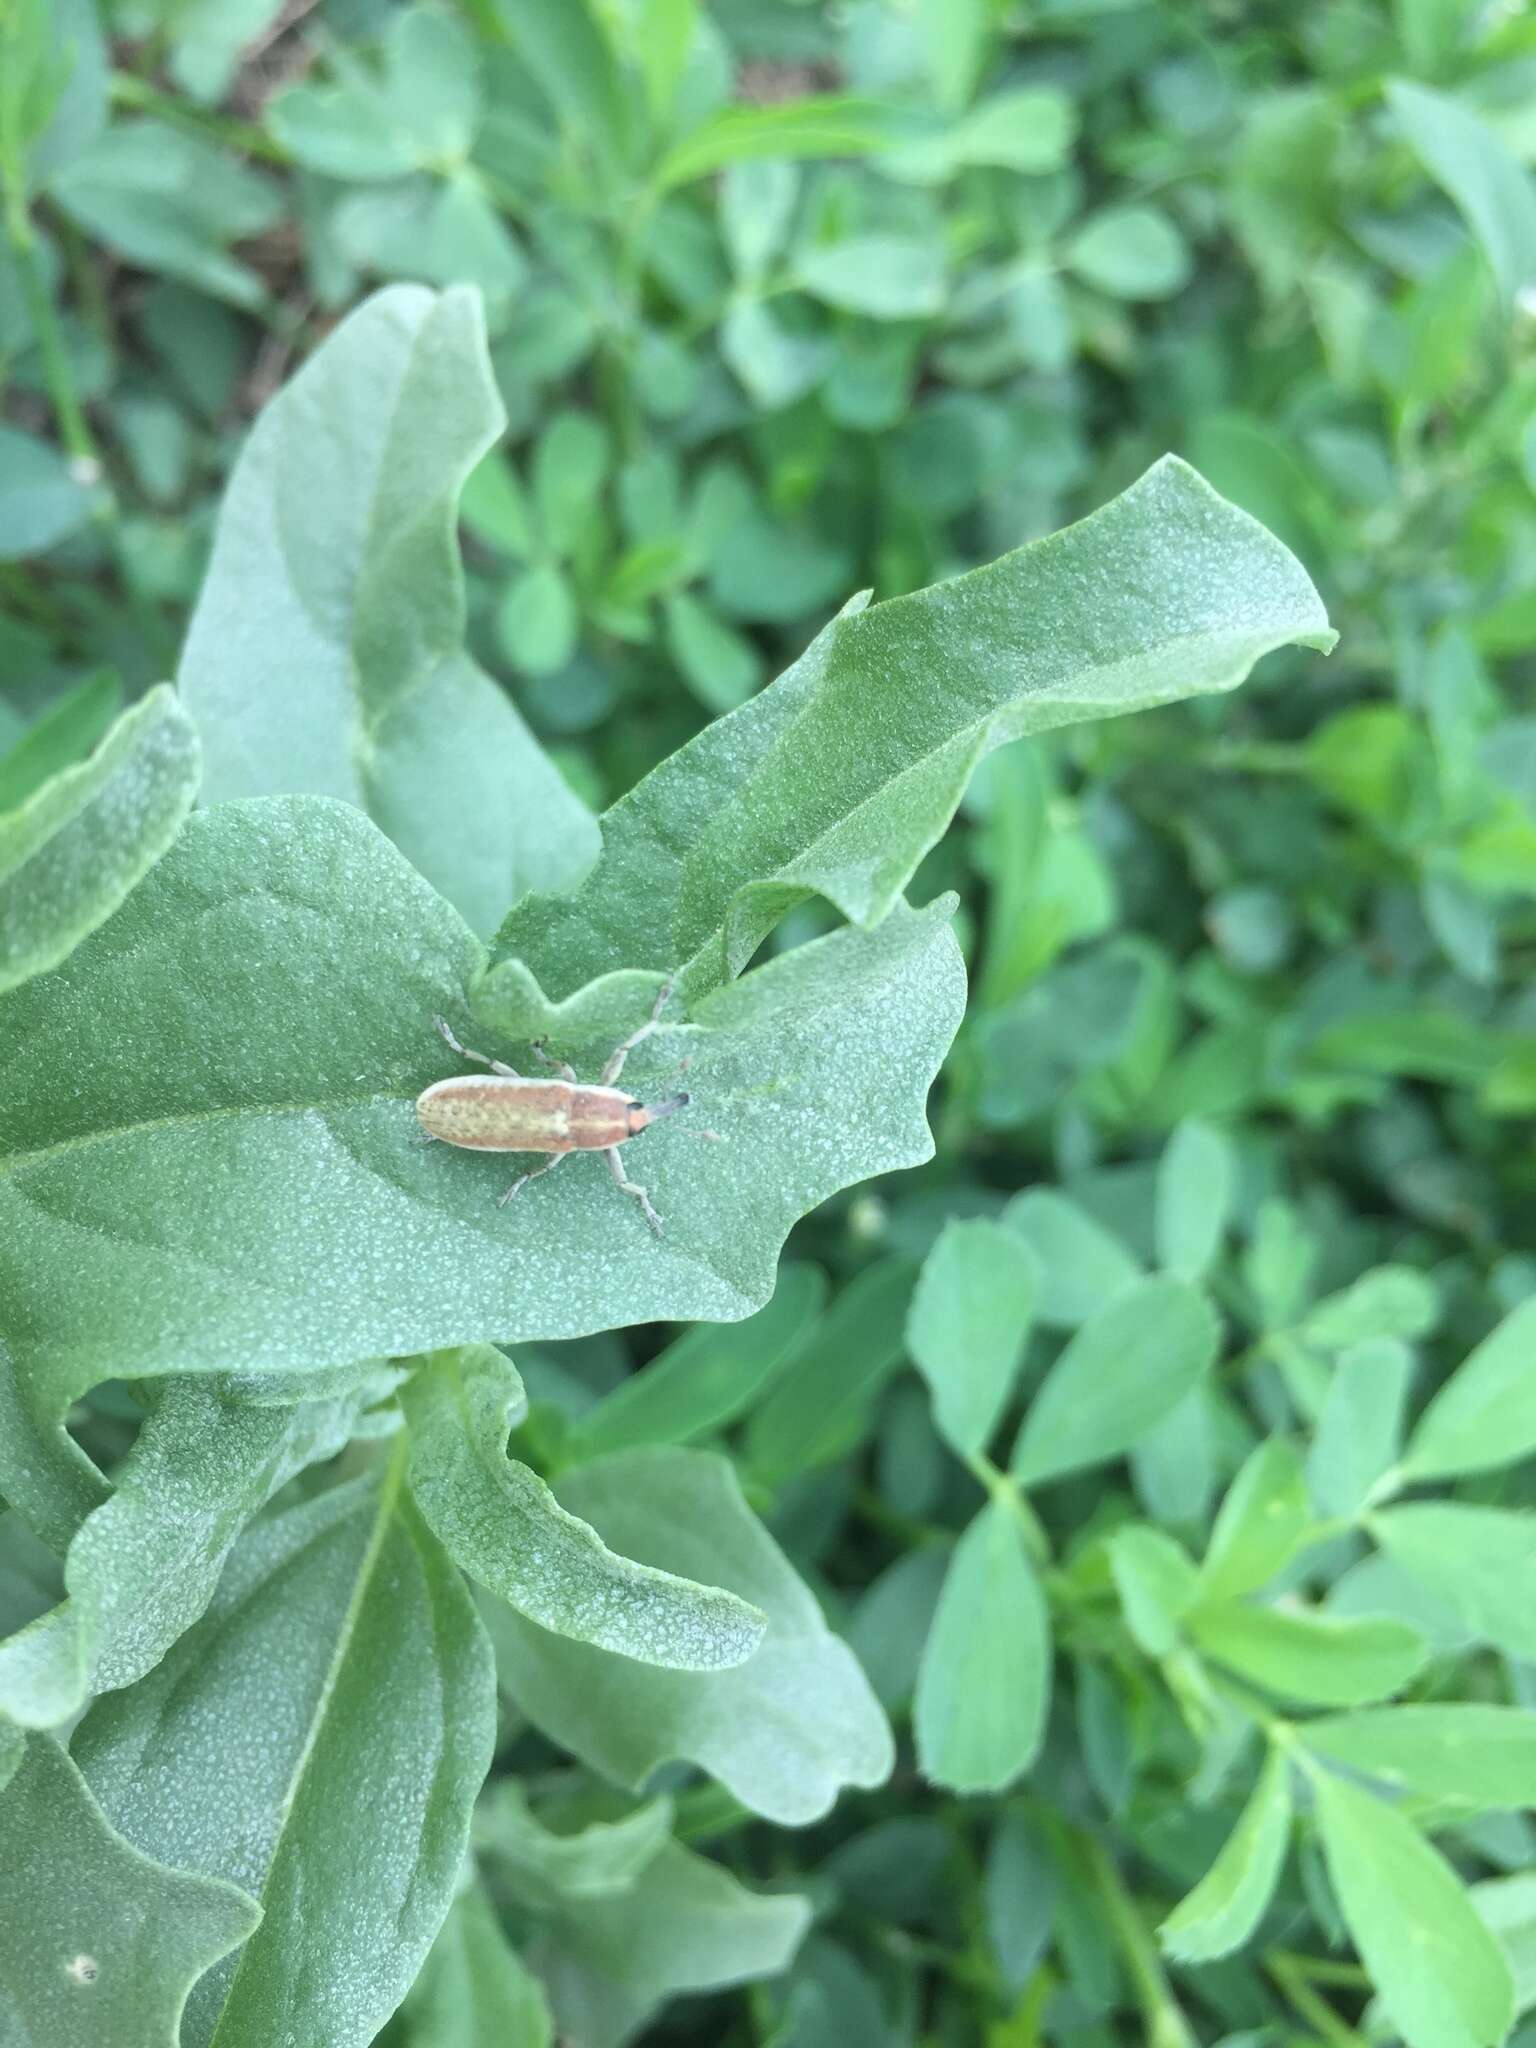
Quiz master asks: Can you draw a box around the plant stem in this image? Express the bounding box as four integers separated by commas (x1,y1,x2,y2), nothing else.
1077,1830,1198,2048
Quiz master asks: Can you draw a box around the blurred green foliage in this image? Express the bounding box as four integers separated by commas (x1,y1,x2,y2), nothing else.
6,1,1536,2045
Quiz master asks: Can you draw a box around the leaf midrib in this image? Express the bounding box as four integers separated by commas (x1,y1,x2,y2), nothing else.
207,1439,407,2045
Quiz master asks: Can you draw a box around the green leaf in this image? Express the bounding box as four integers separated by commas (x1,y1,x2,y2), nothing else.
481,1447,892,1825
1199,1439,1313,1604
493,455,1333,1005
499,561,580,677
533,410,609,557
1110,1525,1200,1658
1371,1503,1536,1659
1313,1767,1515,2048
20,0,109,190
522,1835,808,2048
907,1218,1038,1459
401,1345,764,1669
178,285,598,935
0,422,99,558
1304,1706,1536,1810
1010,1277,1218,1489
0,670,121,813
1401,1297,1536,1481
0,683,199,997
656,97,903,190
499,0,630,159
73,1460,495,2048
885,89,1077,183
794,236,947,319
1307,1338,1413,1519
1300,1264,1439,1350
663,591,763,715
0,802,962,1437
745,1257,918,1484
1387,79,1536,308
1187,1604,1425,1707
720,160,798,283
1159,1744,1292,1963
0,1733,259,2048
265,77,415,181
1154,1118,1235,1280
914,1500,1050,1793
397,1879,553,2047
1067,205,1192,300
0,1363,389,1716
477,1783,675,1901
51,121,282,308
1003,1189,1141,1327
565,1263,824,1463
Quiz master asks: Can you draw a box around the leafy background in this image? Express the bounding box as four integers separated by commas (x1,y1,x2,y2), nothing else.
5,1,1536,2046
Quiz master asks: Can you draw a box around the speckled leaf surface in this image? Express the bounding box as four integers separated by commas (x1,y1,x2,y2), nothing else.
402,1346,764,1668
0,684,199,995
177,285,598,933
0,798,962,1513
493,455,1335,1002
0,1365,391,1716
481,1447,893,1825
72,1462,495,2048
0,1732,260,2048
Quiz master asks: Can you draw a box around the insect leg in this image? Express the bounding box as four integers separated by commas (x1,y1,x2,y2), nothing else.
606,1145,664,1236
601,977,675,1086
435,1015,519,1077
498,1151,566,1208
529,1037,578,1084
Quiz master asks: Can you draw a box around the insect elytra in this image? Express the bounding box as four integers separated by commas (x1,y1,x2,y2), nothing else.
416,981,691,1235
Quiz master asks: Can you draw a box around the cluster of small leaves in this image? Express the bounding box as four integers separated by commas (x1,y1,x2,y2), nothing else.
5,1,1536,2046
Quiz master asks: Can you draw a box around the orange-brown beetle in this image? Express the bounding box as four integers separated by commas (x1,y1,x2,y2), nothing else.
416,981,689,1235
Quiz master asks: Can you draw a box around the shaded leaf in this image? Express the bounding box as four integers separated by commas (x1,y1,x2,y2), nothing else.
1388,79,1536,309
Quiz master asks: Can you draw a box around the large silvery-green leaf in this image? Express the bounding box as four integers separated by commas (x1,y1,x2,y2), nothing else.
177,285,598,933
0,798,962,1510
0,1733,259,2048
482,1447,893,1825
72,1460,495,2048
401,1345,765,1668
0,684,199,994
493,455,1334,1001
0,1364,390,1712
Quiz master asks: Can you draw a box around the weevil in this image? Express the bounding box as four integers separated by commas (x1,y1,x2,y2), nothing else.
416,980,689,1235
